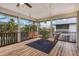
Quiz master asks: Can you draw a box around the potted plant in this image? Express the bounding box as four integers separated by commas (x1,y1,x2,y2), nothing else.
29,25,37,38
39,27,50,39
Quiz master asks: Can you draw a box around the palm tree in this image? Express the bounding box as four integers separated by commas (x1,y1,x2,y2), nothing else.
8,19,16,32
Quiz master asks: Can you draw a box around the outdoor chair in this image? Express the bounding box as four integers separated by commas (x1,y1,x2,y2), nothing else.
48,33,60,43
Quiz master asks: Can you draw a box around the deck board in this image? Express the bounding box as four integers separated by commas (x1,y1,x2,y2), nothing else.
0,38,78,56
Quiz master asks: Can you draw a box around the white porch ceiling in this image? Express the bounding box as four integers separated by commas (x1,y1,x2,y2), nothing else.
0,3,79,20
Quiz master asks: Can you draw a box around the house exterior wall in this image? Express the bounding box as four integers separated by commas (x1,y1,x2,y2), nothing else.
69,24,77,42
69,24,77,32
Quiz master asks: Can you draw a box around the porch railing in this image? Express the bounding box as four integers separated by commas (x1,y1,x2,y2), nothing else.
58,32,77,43
21,32,28,41
0,32,18,47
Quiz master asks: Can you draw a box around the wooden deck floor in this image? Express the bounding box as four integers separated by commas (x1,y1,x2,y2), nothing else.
0,38,79,56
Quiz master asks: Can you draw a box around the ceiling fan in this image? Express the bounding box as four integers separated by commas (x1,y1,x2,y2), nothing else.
16,3,32,8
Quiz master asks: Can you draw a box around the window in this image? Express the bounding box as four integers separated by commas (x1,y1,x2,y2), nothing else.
19,18,32,27
40,21,51,28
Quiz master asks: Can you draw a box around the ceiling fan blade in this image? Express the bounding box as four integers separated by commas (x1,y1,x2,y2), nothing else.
24,3,32,8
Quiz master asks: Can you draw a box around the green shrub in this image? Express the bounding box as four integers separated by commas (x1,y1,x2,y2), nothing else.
30,25,37,32
39,27,50,39
23,25,30,33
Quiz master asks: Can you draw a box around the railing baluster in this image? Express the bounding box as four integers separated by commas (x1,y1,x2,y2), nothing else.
12,33,14,43
15,33,17,43
0,33,1,47
15,32,17,43
2,34,4,46
6,33,7,45
10,33,12,44
1,33,2,46
3,33,6,45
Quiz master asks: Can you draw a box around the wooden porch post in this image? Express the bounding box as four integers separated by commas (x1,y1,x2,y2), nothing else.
50,19,53,37
17,17,21,42
77,11,79,49
37,21,40,35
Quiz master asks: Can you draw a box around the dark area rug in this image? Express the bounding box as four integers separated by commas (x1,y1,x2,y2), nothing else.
26,39,56,54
